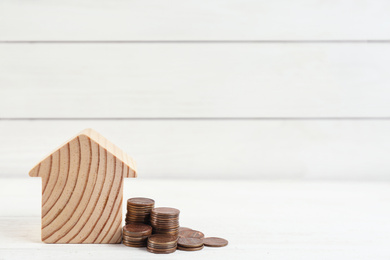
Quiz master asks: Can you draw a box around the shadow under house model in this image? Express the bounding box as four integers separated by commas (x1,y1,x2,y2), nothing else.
29,128,137,244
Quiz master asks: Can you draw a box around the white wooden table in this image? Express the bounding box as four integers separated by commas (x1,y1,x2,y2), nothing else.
1,178,389,260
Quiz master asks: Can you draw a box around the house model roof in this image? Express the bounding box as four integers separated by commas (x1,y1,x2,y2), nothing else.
29,128,137,178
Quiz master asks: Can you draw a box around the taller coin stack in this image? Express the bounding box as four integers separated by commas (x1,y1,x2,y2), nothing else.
151,207,180,237
126,197,155,225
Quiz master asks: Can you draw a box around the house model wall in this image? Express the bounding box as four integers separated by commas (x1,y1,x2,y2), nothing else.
29,128,137,243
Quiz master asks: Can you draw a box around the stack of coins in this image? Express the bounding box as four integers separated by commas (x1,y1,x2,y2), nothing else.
151,207,180,237
122,224,152,247
126,197,155,225
147,234,178,254
177,237,204,251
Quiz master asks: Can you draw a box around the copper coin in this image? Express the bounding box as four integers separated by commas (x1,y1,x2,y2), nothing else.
151,219,179,223
152,207,180,216
151,214,179,218
154,233,179,237
153,226,179,230
127,208,153,212
151,223,179,227
177,245,204,251
126,219,149,223
178,237,203,248
126,217,150,220
153,232,179,237
147,247,176,254
147,244,177,250
127,216,150,219
153,230,179,234
122,233,149,239
125,221,150,225
127,197,155,206
152,224,179,228
151,220,179,223
179,227,192,232
150,213,179,218
151,216,179,220
122,240,147,247
128,202,154,207
122,236,149,242
179,230,204,239
123,243,146,248
151,220,178,224
123,240,146,244
128,205,153,208
153,228,179,232
203,237,228,247
147,242,177,249
123,224,152,236
147,244,176,249
148,234,178,245
127,210,152,214
152,225,179,230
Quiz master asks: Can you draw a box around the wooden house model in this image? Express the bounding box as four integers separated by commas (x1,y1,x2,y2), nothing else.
29,128,137,243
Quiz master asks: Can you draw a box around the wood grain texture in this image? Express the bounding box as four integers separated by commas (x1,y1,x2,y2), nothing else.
0,0,389,40
1,44,390,118
2,120,390,181
28,129,137,243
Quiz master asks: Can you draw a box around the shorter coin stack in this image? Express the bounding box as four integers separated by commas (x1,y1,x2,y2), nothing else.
122,224,152,247
177,237,204,251
126,197,155,225
147,234,178,254
151,207,180,237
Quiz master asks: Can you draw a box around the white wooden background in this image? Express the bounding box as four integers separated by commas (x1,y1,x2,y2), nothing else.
1,0,390,180
1,2,390,260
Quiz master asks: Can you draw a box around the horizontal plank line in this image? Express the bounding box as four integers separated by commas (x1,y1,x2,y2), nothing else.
1,40,390,44
2,120,390,181
1,117,390,121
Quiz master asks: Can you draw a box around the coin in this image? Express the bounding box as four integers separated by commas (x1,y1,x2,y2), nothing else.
177,245,204,251
147,243,177,249
122,235,149,242
179,230,204,239
148,234,178,244
127,197,155,206
177,237,203,248
179,227,192,232
151,217,179,221
123,242,147,247
151,207,180,216
147,247,176,254
123,224,152,236
203,237,228,247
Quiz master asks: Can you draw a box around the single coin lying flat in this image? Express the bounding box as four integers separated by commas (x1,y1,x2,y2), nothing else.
203,237,229,247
